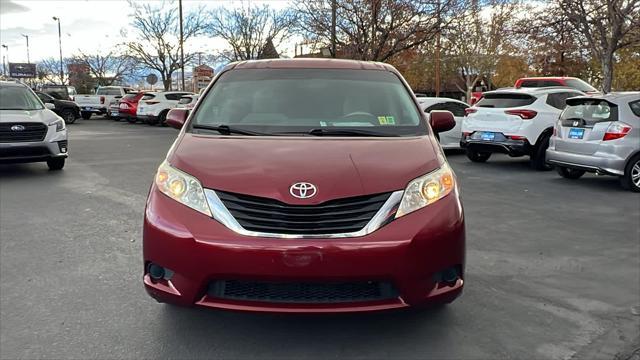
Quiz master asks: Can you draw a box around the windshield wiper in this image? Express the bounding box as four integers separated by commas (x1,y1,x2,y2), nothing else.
192,124,268,136
305,128,399,137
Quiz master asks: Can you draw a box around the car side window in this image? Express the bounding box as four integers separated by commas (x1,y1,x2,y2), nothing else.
546,93,573,110
424,103,447,113
630,100,640,117
520,80,539,88
447,102,467,117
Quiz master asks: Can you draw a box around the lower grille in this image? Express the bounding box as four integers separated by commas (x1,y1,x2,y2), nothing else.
217,191,391,235
208,280,398,304
0,146,49,158
0,123,48,143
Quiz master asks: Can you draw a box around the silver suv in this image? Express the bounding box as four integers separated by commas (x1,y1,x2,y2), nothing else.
546,92,640,191
0,81,68,170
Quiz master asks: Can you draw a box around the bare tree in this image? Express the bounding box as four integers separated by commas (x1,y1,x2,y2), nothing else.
296,0,465,62
558,0,640,92
36,57,71,85
442,0,519,102
207,2,297,61
123,1,206,90
73,50,139,86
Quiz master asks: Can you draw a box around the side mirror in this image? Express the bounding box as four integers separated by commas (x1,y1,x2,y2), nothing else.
429,110,455,133
44,103,55,110
166,108,189,130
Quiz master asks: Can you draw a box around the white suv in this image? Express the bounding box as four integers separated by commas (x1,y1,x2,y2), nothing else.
460,87,584,170
0,81,68,170
136,91,193,125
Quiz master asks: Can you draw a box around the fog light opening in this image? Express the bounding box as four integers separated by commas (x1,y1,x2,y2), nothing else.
442,268,458,283
434,267,460,287
148,263,165,281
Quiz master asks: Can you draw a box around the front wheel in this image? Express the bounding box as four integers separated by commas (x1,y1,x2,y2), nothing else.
61,109,76,124
620,154,640,192
157,111,168,127
47,158,65,170
81,112,92,120
556,166,585,179
466,149,491,162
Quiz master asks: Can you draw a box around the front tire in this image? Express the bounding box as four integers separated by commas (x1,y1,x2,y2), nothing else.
530,134,553,171
61,109,76,124
556,166,585,179
466,149,491,162
81,112,92,120
157,110,168,127
620,154,640,192
47,158,65,170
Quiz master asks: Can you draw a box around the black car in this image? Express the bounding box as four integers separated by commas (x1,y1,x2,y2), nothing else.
36,91,80,124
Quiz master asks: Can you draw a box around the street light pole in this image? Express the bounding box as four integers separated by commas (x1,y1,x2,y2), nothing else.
331,0,337,58
21,34,30,63
179,0,185,91
53,16,64,84
1,44,8,76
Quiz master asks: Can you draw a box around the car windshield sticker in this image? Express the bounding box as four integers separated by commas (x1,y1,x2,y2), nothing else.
379,116,395,125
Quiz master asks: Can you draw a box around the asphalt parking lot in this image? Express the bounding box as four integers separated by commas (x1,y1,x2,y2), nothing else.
1,117,639,360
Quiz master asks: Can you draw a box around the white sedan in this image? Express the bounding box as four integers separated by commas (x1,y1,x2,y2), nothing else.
417,97,468,149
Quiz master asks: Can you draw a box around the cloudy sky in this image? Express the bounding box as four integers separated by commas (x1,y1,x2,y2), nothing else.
0,0,293,65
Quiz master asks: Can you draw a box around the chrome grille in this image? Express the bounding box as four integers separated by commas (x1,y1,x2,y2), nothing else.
216,191,391,235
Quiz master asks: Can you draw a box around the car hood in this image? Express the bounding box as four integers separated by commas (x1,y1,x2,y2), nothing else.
0,109,59,124
54,99,78,108
168,134,443,204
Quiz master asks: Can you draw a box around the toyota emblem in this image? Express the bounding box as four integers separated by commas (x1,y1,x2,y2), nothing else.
10,125,25,131
572,121,579,127
289,182,317,199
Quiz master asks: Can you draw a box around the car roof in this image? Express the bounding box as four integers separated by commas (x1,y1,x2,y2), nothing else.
417,97,467,106
0,80,27,88
517,77,578,81
483,87,585,96
229,58,397,72
158,91,194,95
568,91,640,102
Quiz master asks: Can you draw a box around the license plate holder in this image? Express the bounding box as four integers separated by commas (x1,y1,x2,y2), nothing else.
568,128,585,139
480,132,496,141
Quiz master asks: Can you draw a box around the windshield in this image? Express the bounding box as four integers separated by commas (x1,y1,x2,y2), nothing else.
476,93,536,108
564,79,597,92
190,69,425,136
561,99,618,126
0,86,44,110
97,87,122,95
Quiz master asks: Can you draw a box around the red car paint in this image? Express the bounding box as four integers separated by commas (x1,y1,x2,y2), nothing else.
143,59,465,313
118,92,145,120
514,77,598,93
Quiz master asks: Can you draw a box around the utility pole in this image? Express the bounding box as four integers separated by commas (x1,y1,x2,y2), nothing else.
1,44,8,76
434,0,441,97
179,0,185,91
21,34,29,63
331,0,337,58
53,17,64,84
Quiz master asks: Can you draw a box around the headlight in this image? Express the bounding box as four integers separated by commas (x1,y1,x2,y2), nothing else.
155,161,212,216
50,119,65,132
396,163,455,218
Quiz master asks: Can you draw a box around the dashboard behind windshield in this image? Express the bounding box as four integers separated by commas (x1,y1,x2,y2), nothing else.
190,69,426,137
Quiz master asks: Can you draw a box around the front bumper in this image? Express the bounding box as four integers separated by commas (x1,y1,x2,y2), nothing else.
0,133,68,163
143,187,465,313
546,148,627,176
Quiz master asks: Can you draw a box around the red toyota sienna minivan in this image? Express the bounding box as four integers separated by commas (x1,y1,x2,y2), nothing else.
143,59,465,313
